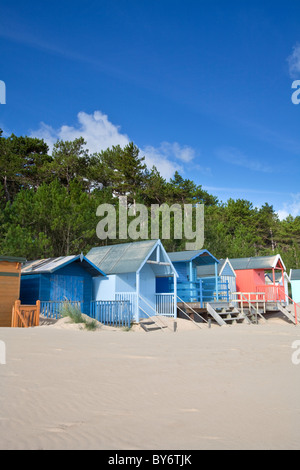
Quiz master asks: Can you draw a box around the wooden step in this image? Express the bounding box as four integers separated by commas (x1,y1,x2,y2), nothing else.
139,320,168,332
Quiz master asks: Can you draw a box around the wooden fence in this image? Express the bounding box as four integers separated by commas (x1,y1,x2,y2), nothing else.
90,300,132,327
11,300,40,328
40,300,82,319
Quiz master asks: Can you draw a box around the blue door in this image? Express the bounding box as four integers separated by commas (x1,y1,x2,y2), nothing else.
50,275,84,303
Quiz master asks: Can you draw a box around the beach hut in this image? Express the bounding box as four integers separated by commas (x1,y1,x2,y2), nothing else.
229,254,287,302
0,255,26,327
20,254,105,315
197,258,237,300
290,269,300,304
167,249,223,304
87,239,178,322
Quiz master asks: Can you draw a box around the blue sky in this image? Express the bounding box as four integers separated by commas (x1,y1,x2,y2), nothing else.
1,0,300,218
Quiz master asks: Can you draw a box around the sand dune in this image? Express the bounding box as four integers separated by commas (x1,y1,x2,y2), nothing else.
0,316,300,450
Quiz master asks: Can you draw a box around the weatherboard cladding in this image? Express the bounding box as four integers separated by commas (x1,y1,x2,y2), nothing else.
87,240,158,274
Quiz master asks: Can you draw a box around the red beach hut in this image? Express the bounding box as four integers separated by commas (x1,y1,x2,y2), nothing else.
229,255,287,302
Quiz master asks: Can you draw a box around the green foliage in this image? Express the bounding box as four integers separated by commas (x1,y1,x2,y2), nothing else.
61,302,98,331
0,129,299,272
61,302,83,323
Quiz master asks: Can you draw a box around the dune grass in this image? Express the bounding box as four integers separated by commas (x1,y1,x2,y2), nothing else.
60,302,98,331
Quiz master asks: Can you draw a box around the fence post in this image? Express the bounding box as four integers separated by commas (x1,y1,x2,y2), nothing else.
15,300,21,327
200,279,203,308
35,301,40,326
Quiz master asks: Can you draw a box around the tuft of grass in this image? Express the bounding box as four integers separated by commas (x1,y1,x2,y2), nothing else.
60,302,99,331
84,319,98,331
61,302,83,323
122,322,133,332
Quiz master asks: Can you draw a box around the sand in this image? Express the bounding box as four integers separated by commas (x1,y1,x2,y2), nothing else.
0,315,300,450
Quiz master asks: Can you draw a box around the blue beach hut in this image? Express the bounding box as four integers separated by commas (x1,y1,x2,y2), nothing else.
20,254,105,316
87,239,178,322
166,249,225,305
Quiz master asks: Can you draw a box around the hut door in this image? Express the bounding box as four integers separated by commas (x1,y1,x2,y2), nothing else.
50,275,84,302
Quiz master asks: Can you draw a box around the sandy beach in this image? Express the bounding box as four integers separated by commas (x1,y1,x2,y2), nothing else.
0,316,300,450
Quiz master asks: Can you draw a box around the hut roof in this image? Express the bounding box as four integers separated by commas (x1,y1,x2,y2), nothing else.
87,240,160,275
290,269,300,281
0,255,27,263
21,254,105,277
229,254,286,271
168,249,219,266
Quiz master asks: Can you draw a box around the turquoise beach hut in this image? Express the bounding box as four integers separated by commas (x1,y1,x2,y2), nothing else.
166,249,225,305
87,239,178,322
290,269,300,304
197,258,236,300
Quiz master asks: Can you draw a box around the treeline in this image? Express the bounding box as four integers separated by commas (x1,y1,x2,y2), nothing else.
0,129,299,271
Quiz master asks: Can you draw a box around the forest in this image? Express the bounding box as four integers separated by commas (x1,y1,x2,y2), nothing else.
0,129,299,272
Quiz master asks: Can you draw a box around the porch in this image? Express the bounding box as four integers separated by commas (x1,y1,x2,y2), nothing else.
177,277,230,306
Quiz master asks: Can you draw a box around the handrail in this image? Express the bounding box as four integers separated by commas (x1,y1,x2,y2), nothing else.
277,286,299,325
236,292,266,323
177,295,208,324
138,294,173,331
177,278,230,304
138,304,167,332
176,303,203,329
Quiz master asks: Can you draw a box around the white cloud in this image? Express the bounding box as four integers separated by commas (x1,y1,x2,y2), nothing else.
277,193,300,220
216,146,273,173
30,110,199,180
142,144,184,180
30,111,130,154
159,142,196,163
288,44,300,79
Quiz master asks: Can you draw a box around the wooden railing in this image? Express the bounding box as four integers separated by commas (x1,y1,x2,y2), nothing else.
40,300,82,319
256,285,286,302
11,300,40,328
115,292,137,319
232,292,266,323
177,279,229,306
276,286,299,325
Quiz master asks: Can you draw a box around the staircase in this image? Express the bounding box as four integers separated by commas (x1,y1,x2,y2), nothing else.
276,303,299,325
206,301,259,326
265,286,300,326
138,294,173,332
